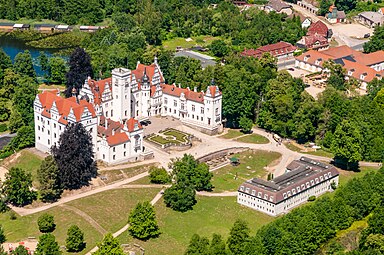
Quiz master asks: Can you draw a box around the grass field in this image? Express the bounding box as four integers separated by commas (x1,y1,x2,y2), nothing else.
163,36,221,50
220,129,244,139
211,150,281,192
338,166,380,186
67,188,161,233
5,150,43,186
0,207,103,255
161,129,189,143
236,134,269,144
119,196,274,255
98,164,154,185
285,142,334,158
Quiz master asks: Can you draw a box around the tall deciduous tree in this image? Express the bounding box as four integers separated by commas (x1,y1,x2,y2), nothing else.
0,49,12,84
331,119,363,170
48,57,67,84
323,60,347,91
37,214,56,233
35,233,61,255
128,201,160,240
66,225,85,252
163,182,196,212
2,167,36,206
52,123,97,190
209,234,227,255
185,234,209,255
11,245,29,255
93,233,124,255
13,50,36,79
364,26,384,53
227,220,250,255
65,47,93,97
170,154,213,191
38,52,49,73
37,155,62,202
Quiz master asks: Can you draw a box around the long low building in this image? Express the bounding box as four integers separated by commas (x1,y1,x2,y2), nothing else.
295,45,384,90
237,157,339,216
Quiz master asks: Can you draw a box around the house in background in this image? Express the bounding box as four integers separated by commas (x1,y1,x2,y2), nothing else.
241,41,297,60
34,24,56,33
297,1,318,14
358,11,384,28
326,5,346,23
264,0,293,15
13,24,30,30
0,23,15,32
296,20,331,50
301,17,312,28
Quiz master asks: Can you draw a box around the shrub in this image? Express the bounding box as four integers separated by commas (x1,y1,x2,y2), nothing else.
149,167,171,184
0,199,8,213
37,214,56,233
307,196,316,202
9,211,17,220
0,124,7,132
66,225,86,252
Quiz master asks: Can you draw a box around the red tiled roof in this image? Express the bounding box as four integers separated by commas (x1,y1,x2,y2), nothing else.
161,84,205,103
37,91,96,124
106,132,129,146
241,41,296,58
321,45,358,58
307,20,328,37
87,78,112,105
303,34,328,48
342,59,382,83
126,117,142,132
354,51,384,66
295,50,333,67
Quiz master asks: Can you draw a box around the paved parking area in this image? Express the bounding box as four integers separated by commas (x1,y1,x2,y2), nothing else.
143,116,183,136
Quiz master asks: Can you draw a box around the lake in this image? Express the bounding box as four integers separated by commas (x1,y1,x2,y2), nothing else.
0,36,59,77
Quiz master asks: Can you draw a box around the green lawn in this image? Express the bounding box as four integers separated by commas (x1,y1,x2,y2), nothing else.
211,150,281,192
119,196,274,255
163,36,221,50
98,164,154,185
130,175,151,185
285,142,334,158
236,134,269,144
220,129,244,139
338,166,380,186
67,188,161,233
0,207,102,255
162,129,189,143
6,150,43,186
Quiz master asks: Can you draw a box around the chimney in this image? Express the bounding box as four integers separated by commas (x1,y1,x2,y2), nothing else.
178,83,181,88
187,87,190,90
104,119,108,129
154,55,158,65
194,87,197,92
112,129,115,136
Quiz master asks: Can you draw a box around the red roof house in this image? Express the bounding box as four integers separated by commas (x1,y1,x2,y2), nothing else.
241,41,297,59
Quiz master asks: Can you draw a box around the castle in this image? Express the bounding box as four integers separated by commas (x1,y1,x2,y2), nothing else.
34,58,222,164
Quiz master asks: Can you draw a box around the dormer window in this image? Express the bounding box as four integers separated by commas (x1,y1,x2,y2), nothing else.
240,186,244,191
304,55,310,61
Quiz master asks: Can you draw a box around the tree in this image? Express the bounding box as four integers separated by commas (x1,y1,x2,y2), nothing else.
38,52,49,73
149,167,170,184
210,40,229,58
52,123,97,190
239,116,253,134
209,234,227,255
170,154,213,192
0,49,12,84
185,234,209,255
65,47,93,97
227,220,250,255
2,167,36,206
10,245,29,255
13,50,36,79
35,233,61,255
163,182,197,212
48,57,67,84
37,155,63,202
7,126,35,150
331,120,363,170
37,214,56,233
93,233,124,255
364,26,384,53
66,225,85,252
323,60,347,91
0,225,5,244
128,201,160,240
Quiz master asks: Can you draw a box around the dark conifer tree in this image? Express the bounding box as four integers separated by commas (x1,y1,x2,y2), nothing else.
65,47,93,97
52,123,97,190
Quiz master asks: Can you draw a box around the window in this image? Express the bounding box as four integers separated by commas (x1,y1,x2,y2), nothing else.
315,178,319,184
251,190,256,195
124,144,126,149
164,98,168,104
54,133,56,138
240,186,244,191
201,107,204,114
287,191,291,196
311,180,314,185
37,116,40,121
48,130,50,135
116,95,118,99
174,100,177,107
192,114,194,119
113,155,116,160
215,108,218,115
124,152,126,156
48,139,50,145
283,193,287,199
264,194,268,200
320,176,324,181
257,192,262,198
306,182,310,188
54,123,56,128
103,154,105,159
328,172,332,178
245,188,250,193
106,111,108,117
297,187,301,192
111,110,113,117
38,126,40,131
113,147,115,152
192,105,195,111
292,189,296,195
301,184,305,190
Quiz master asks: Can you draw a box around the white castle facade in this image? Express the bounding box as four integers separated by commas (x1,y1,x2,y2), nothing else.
34,58,222,164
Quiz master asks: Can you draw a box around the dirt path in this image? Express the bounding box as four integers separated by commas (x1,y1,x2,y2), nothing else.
60,204,107,235
197,191,237,197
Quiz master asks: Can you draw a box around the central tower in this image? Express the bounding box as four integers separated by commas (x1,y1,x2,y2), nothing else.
111,67,132,122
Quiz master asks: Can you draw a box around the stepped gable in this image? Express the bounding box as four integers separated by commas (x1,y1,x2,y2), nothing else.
37,90,96,124
86,77,112,105
126,117,143,132
161,84,205,103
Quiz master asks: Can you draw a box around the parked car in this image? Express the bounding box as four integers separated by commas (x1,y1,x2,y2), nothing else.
364,33,370,38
